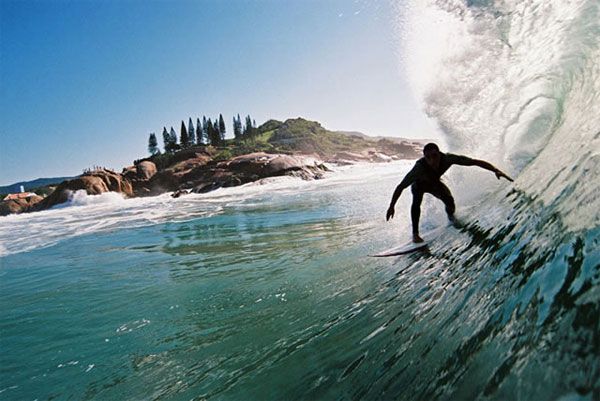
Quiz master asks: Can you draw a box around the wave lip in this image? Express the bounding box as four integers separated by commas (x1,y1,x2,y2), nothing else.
399,0,600,230
401,0,599,171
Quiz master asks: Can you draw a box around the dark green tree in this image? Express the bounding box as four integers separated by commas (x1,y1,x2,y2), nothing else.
196,117,204,145
206,118,214,145
180,120,189,148
214,117,222,143
196,118,204,145
244,115,253,138
169,127,179,152
218,114,226,141
188,117,195,145
148,133,159,155
202,116,208,144
213,118,222,146
233,114,242,141
162,127,170,152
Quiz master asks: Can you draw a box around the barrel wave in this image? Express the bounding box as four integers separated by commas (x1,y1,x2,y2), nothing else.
394,0,600,398
0,0,598,400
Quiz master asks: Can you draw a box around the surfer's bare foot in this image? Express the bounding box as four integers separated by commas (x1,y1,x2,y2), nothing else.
413,234,424,243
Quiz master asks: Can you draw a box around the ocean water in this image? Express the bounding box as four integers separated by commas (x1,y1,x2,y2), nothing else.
0,162,426,400
2,0,600,399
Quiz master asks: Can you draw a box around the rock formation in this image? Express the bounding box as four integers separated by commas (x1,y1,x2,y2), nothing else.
3,118,424,215
188,152,328,193
0,194,43,216
31,169,133,211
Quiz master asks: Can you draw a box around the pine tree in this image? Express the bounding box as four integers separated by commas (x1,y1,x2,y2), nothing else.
218,114,226,140
233,114,242,141
245,115,253,138
188,117,195,145
206,118,214,145
169,127,178,152
197,117,204,145
215,118,222,144
202,116,208,144
162,127,170,152
180,120,189,148
148,133,159,155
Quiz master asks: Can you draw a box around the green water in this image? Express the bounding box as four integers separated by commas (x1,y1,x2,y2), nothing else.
1,161,598,400
0,165,409,400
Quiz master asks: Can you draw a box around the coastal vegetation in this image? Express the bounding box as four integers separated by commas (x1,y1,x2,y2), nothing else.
150,113,257,155
1,117,423,215
145,115,421,163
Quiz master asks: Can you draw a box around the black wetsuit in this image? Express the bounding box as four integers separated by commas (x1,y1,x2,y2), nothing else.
397,153,475,234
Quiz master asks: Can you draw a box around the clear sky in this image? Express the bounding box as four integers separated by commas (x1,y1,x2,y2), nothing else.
0,0,438,185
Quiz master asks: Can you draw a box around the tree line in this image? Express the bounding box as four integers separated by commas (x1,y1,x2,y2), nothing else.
148,113,259,155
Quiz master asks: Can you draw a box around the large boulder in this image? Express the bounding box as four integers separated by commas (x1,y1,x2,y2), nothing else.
123,161,159,196
225,153,274,175
122,165,137,180
187,153,327,194
145,169,182,195
93,169,133,195
132,152,215,197
168,155,212,175
136,161,157,180
143,155,213,196
0,194,43,216
225,152,323,177
32,169,133,211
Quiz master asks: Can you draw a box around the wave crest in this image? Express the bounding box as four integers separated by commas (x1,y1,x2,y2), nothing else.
51,189,127,209
401,0,599,174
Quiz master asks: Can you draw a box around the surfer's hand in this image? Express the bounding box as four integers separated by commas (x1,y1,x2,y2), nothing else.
495,170,514,182
386,207,395,221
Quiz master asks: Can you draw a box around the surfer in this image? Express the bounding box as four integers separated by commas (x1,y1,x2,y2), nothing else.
386,143,513,243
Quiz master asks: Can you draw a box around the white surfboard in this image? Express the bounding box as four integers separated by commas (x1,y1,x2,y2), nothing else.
370,225,452,257
370,239,429,257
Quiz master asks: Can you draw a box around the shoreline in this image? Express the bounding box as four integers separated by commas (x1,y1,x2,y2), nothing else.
0,160,413,258
1,150,418,217
1,118,424,217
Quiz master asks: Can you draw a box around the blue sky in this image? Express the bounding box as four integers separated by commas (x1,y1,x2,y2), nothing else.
0,0,437,185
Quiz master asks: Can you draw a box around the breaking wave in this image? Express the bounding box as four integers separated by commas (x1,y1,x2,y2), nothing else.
380,0,600,398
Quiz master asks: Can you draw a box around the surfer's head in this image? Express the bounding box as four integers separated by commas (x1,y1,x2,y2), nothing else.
423,143,441,169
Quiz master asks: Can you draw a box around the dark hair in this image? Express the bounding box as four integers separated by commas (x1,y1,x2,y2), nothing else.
423,143,440,154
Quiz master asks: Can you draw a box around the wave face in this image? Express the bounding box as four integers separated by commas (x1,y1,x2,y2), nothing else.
402,0,600,229
392,0,600,399
1,2,599,400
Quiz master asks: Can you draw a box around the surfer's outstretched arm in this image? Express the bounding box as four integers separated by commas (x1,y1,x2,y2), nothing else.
386,185,404,221
386,167,418,221
471,159,514,182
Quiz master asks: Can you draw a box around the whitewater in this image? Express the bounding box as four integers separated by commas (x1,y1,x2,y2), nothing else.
1,0,599,400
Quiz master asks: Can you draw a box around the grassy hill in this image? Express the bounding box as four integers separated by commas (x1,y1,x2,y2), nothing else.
265,118,363,155
257,118,423,158
141,117,423,173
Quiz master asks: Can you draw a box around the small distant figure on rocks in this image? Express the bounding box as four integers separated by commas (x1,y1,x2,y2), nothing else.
386,143,513,243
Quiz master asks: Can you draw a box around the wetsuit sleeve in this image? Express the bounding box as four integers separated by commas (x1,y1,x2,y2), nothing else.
388,162,423,211
446,153,476,166
397,164,421,189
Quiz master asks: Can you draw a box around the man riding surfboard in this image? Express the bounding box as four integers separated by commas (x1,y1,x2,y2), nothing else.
386,143,513,243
